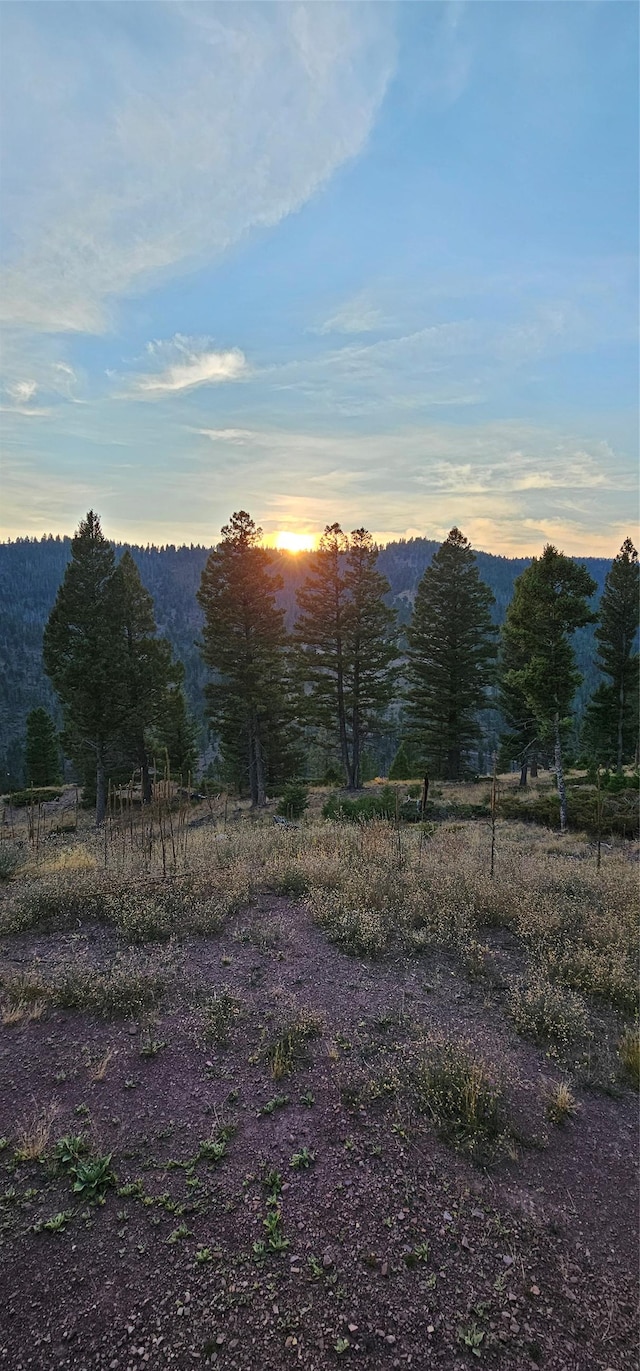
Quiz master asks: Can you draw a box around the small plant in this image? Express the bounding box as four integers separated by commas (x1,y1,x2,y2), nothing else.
54,1135,88,1169
458,1323,485,1357
404,1240,430,1267
507,973,591,1059
276,781,309,822
618,1025,640,1088
87,1048,116,1081
415,1039,508,1161
195,1246,212,1264
14,1103,59,1162
290,1147,315,1170
0,847,20,881
36,1210,73,1234
139,1029,167,1057
167,1222,193,1243
259,1093,289,1116
334,1337,350,1355
299,1089,315,1107
71,1153,115,1202
264,1009,322,1079
200,989,242,1046
546,1081,580,1125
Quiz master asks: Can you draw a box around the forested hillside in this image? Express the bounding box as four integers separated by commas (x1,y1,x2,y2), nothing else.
0,534,610,783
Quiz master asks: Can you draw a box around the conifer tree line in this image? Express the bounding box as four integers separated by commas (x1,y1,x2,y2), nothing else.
41,513,197,824
38,509,638,823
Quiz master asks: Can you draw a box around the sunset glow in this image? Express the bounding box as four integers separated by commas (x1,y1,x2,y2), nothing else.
275,531,315,553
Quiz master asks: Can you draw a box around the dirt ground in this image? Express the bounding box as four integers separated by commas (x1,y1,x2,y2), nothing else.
0,886,637,1371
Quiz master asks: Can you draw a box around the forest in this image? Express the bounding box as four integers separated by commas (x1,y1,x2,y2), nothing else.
1,511,637,852
0,524,618,792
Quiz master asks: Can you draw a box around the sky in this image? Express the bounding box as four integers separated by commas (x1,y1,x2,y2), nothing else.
0,0,637,555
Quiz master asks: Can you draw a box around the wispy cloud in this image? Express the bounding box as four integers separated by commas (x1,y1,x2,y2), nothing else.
127,337,247,397
0,4,395,336
316,292,384,336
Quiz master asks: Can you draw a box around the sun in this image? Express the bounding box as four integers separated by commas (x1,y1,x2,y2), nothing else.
275,531,315,553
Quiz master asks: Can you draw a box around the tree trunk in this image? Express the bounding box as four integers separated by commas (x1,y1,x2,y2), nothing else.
519,759,528,788
139,737,152,805
530,752,538,779
249,711,266,808
336,639,353,789
96,749,107,827
616,678,625,774
554,716,567,834
350,649,361,791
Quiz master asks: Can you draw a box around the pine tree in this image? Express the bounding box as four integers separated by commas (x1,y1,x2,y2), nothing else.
389,742,413,780
43,512,125,824
197,512,295,806
115,550,181,802
25,708,61,787
155,684,199,779
498,615,541,786
405,528,497,780
583,538,638,771
294,524,350,783
502,545,596,832
295,525,397,789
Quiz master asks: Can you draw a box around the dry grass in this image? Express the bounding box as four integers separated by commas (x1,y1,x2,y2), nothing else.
0,793,637,1075
14,1102,59,1161
546,1081,581,1125
87,1047,117,1082
618,1026,640,1088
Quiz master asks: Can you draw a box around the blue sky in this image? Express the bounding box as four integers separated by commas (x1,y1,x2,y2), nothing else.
0,0,637,554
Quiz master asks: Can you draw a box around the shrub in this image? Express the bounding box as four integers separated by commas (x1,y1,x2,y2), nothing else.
414,1039,508,1161
4,787,64,808
322,786,397,823
0,847,20,881
498,787,639,837
307,889,388,957
546,1082,580,1125
618,1026,640,1088
199,989,242,1046
276,782,309,822
507,973,591,1058
263,1008,323,1079
53,955,168,1019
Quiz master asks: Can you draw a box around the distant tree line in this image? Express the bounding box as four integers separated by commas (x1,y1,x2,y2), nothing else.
22,509,639,826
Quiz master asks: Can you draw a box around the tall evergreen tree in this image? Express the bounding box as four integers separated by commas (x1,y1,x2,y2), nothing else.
295,524,350,783
405,528,497,780
498,615,541,786
295,525,397,789
503,545,596,832
154,683,199,780
583,538,638,771
115,550,180,802
197,512,296,806
25,707,62,787
43,512,125,824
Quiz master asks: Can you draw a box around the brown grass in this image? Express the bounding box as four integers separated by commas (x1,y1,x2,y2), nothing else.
14,1102,59,1161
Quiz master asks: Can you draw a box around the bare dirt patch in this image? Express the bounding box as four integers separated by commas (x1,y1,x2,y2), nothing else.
0,876,637,1371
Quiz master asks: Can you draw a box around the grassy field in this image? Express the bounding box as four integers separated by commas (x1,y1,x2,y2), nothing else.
0,781,638,1371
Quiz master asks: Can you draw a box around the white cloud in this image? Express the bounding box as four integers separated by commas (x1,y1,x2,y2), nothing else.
317,293,384,335
0,4,395,335
128,336,247,397
7,379,37,403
